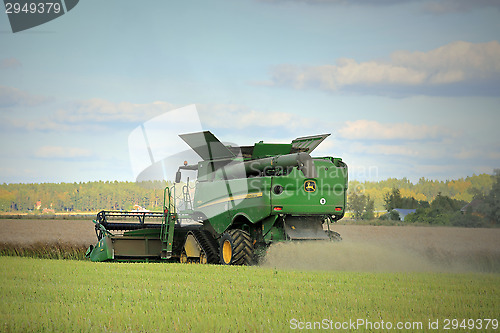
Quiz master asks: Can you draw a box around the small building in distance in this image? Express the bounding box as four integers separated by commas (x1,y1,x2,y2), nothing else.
379,208,416,221
392,208,417,221
460,199,484,215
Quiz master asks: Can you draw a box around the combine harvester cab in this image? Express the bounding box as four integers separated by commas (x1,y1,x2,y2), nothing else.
86,131,347,265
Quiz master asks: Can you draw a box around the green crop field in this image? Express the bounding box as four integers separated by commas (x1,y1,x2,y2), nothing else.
0,257,498,332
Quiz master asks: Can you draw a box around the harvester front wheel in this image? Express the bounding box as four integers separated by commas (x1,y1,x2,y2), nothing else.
180,251,188,264
219,229,254,265
200,252,208,264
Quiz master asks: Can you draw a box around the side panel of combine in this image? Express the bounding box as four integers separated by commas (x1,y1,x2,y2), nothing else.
193,180,231,234
227,178,271,226
195,175,273,234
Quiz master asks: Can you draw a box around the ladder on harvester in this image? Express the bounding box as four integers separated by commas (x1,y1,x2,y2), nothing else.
160,186,176,259
182,183,193,211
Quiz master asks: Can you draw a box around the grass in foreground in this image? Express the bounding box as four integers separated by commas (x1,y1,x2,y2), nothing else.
0,257,498,332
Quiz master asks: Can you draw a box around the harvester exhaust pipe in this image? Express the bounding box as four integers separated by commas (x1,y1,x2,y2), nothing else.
295,152,317,179
222,152,317,179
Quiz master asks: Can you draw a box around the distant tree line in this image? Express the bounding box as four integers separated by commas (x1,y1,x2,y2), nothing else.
348,171,499,228
349,173,493,211
0,180,171,213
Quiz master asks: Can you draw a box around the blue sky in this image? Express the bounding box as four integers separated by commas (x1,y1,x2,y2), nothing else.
1,0,499,184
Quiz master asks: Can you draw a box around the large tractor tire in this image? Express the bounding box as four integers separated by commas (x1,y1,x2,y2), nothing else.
219,229,254,265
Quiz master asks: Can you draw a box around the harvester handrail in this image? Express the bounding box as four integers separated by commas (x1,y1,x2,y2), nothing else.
160,186,177,259
163,186,176,215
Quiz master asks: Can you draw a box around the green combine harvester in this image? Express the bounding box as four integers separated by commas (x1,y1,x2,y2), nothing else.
86,131,348,265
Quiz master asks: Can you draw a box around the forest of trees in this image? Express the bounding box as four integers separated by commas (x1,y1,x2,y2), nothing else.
0,180,171,213
348,171,500,227
349,173,494,211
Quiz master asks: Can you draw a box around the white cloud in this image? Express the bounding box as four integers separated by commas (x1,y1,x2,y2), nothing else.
346,141,420,157
454,149,500,161
4,96,317,137
3,116,106,132
488,151,500,160
0,58,22,69
2,97,179,132
454,150,480,160
58,98,177,123
264,41,500,96
51,100,312,131
338,119,455,141
417,164,494,180
34,146,93,159
0,86,50,107
390,41,500,82
198,104,313,130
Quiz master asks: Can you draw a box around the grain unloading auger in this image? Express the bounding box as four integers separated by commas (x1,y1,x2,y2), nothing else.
86,131,347,265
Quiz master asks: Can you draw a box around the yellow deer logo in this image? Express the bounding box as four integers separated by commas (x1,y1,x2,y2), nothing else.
304,180,316,192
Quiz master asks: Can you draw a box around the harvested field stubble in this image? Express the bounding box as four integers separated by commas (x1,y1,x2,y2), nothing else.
0,220,499,273
0,219,96,244
0,219,95,259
